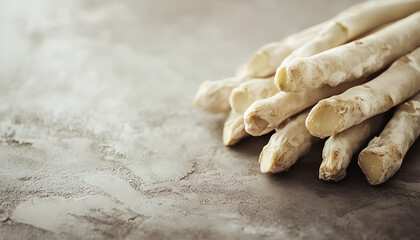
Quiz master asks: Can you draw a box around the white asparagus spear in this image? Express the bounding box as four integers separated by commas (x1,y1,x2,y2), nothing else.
244,78,367,137
223,111,248,146
245,21,326,78
224,77,279,145
259,110,319,173
276,11,420,92
195,1,420,113
200,63,253,115
306,47,420,138
193,74,249,114
358,92,420,185
319,115,385,182
193,20,326,114
229,77,278,115
253,0,420,79
277,0,420,72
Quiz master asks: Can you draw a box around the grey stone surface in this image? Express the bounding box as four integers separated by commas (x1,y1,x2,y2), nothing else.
1,0,419,239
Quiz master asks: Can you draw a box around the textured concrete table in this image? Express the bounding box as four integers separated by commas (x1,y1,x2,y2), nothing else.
1,0,419,239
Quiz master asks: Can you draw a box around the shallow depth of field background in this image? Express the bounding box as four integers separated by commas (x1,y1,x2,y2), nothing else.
0,0,419,239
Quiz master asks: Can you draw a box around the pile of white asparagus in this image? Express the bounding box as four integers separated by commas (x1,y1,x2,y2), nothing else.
193,0,420,185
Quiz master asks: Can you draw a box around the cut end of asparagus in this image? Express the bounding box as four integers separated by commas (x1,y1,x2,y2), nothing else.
306,105,343,138
358,151,384,185
246,52,270,77
223,125,235,146
259,147,277,173
275,67,296,92
253,116,270,129
223,112,248,146
230,90,254,114
319,161,347,182
245,115,270,136
223,126,240,146
223,124,247,146
275,66,301,92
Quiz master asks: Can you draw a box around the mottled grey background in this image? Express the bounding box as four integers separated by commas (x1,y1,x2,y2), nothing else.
0,0,419,239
